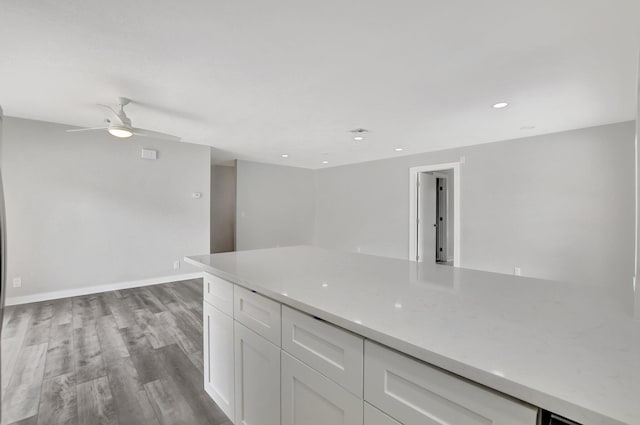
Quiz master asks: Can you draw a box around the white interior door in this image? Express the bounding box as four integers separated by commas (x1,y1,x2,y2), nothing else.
417,173,437,263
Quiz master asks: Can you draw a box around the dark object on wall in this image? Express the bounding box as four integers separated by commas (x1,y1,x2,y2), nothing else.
540,411,581,425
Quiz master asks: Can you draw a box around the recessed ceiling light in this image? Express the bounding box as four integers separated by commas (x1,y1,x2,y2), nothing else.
394,303,403,309
492,102,509,109
520,125,535,130
395,148,404,152
321,283,329,288
322,161,329,164
281,154,289,158
354,136,364,141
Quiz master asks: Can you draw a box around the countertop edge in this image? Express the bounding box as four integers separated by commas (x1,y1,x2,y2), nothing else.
184,256,629,425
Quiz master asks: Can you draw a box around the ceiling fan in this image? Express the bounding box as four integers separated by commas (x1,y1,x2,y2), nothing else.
66,97,181,141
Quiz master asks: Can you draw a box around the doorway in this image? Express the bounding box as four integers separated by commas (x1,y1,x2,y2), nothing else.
409,162,461,266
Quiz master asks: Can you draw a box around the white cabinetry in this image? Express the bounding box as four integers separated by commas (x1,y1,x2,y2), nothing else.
282,306,363,397
281,351,363,425
203,301,235,422
234,285,282,346
203,272,234,316
365,403,402,425
234,322,281,425
364,341,537,425
202,273,539,425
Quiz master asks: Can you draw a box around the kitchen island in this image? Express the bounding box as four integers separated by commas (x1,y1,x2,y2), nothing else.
186,246,639,425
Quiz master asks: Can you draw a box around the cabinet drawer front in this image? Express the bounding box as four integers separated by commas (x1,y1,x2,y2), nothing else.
235,322,281,425
203,272,234,316
364,342,537,425
234,285,281,346
282,305,364,396
365,403,402,425
281,352,363,425
203,302,235,422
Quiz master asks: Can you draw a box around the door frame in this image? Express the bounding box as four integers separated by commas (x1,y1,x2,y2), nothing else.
409,162,461,266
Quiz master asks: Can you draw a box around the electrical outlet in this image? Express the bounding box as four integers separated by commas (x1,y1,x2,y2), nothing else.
12,277,22,288
514,267,522,276
173,260,180,270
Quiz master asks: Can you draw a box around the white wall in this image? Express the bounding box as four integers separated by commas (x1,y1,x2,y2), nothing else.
315,122,636,291
635,56,640,319
211,164,236,253
2,117,211,300
235,160,315,250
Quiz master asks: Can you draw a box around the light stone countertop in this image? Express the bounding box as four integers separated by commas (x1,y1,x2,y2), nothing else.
185,246,640,425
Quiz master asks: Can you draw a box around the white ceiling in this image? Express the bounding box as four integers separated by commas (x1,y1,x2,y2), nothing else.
1,0,639,169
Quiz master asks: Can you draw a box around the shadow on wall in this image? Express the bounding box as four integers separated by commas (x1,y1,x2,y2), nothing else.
211,164,237,253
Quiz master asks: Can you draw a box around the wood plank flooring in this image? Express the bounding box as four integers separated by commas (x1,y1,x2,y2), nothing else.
1,279,231,425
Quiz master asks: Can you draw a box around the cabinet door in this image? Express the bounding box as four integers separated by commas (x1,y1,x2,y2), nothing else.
234,322,280,425
364,341,538,425
203,302,235,422
282,351,363,425
365,403,402,425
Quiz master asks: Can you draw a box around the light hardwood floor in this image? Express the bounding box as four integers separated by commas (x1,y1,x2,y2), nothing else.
1,279,231,425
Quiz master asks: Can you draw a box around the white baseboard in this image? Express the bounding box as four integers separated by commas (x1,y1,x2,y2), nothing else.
5,272,203,306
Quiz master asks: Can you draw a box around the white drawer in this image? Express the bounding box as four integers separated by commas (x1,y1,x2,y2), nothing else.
365,403,402,425
203,272,234,316
234,285,281,346
282,305,363,397
364,341,538,425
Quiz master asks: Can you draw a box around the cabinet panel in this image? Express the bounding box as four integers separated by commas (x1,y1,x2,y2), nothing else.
203,302,235,422
234,322,280,425
281,351,363,425
364,341,537,425
365,403,402,425
234,285,281,346
282,305,363,396
203,272,234,316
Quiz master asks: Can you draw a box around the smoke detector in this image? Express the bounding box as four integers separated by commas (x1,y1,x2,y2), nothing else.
350,128,369,141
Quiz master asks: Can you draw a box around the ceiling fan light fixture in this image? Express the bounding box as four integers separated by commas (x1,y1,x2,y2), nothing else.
108,125,134,139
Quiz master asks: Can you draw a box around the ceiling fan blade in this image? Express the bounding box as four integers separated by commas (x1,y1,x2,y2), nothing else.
133,128,181,142
66,127,108,133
